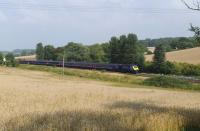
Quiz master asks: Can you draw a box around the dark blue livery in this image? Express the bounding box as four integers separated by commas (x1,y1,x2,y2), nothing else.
19,60,139,74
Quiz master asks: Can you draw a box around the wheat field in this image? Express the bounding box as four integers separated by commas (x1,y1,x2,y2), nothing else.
0,67,200,131
15,55,36,61
146,47,200,65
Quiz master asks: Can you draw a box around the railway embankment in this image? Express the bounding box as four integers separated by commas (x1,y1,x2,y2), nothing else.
18,64,200,91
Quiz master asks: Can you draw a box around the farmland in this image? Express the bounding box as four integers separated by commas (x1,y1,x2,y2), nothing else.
15,55,36,61
146,47,200,65
0,67,200,131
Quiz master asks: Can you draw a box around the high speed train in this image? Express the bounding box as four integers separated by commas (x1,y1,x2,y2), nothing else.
19,60,140,74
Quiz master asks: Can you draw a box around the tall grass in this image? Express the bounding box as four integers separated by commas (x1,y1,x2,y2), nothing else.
1,67,200,131
3,105,200,131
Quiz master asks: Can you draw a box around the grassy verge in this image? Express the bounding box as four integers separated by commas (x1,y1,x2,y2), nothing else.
18,64,200,91
143,76,200,91
18,64,144,85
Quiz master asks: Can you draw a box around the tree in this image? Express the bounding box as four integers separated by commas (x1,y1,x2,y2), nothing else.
89,44,105,63
125,34,143,65
5,53,17,67
54,47,65,61
44,45,57,61
181,0,200,11
109,33,145,67
110,37,120,64
190,24,200,45
182,0,200,44
64,42,90,62
153,44,166,73
0,53,3,64
36,43,44,60
101,42,110,63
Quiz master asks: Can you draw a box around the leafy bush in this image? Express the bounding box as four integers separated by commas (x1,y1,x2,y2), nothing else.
144,61,176,75
173,63,200,76
5,53,18,67
143,76,193,89
0,53,3,64
144,61,200,76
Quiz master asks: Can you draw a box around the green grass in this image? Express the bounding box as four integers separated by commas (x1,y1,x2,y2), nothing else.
18,64,200,91
143,76,200,90
18,64,143,85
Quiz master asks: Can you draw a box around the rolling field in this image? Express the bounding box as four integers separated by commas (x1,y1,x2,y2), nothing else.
0,67,200,130
15,55,36,61
146,47,200,64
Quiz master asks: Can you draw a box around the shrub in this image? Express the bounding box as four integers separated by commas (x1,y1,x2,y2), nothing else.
173,63,200,76
144,61,176,75
5,53,18,67
143,76,193,88
144,61,200,76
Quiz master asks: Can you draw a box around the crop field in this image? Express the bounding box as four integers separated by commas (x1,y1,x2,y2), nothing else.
0,67,200,131
15,55,36,61
146,47,200,65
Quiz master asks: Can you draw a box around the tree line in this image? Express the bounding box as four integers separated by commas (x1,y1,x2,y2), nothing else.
140,37,199,53
36,33,146,68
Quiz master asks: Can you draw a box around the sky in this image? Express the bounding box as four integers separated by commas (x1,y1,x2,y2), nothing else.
0,0,200,50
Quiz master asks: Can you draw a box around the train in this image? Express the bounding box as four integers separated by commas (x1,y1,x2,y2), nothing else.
19,60,140,74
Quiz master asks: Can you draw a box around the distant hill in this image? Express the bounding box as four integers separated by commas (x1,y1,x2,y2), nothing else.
12,49,35,56
0,49,35,56
146,47,200,65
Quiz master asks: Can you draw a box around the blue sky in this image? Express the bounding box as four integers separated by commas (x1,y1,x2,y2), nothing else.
0,0,200,50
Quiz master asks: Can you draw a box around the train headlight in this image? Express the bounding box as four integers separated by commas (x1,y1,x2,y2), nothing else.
132,66,139,71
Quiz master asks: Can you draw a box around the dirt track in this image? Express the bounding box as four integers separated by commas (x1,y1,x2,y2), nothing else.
0,67,200,125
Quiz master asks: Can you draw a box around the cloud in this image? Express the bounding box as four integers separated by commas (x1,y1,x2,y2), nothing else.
0,11,7,22
0,0,200,50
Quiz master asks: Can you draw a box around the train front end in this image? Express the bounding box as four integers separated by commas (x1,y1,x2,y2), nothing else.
131,65,139,74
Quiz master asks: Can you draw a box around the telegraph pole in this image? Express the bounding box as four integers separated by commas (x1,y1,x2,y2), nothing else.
62,50,65,77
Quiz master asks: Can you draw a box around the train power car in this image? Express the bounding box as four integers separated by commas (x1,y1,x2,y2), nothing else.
19,60,140,74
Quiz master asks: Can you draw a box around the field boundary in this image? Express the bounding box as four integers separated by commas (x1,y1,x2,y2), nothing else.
17,64,200,91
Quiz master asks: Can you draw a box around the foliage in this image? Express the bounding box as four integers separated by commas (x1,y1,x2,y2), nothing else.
153,44,167,74
101,42,111,63
110,36,121,64
34,33,144,66
173,63,200,76
110,33,145,67
140,37,197,52
143,76,194,89
20,49,35,56
89,44,106,63
146,50,153,55
11,49,35,57
36,43,44,60
5,53,18,67
64,42,90,62
144,61,200,76
0,53,3,64
190,24,200,45
44,45,57,61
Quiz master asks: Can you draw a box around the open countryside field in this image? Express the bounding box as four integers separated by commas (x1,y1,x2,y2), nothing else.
15,55,36,61
0,67,200,130
146,47,200,65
